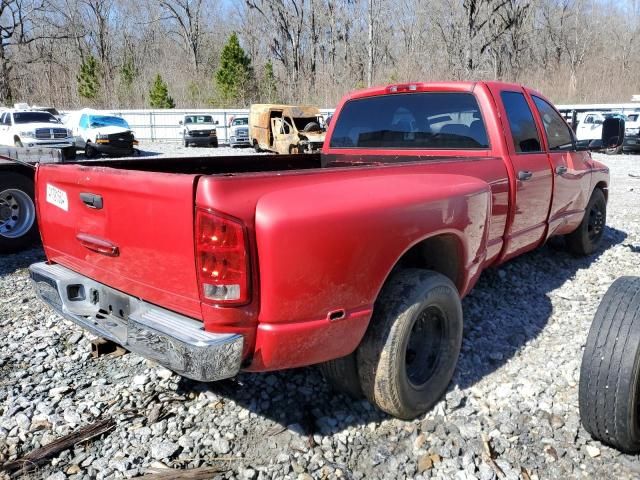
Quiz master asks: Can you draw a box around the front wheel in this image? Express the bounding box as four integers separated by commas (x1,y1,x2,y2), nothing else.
565,188,607,256
14,138,23,148
579,276,640,453
357,269,463,419
84,143,98,159
253,140,261,153
0,173,38,252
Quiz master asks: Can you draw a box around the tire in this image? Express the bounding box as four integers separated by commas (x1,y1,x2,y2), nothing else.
0,172,39,253
63,147,76,160
579,276,640,453
84,143,98,159
605,145,623,155
253,140,261,153
14,138,23,148
184,139,190,148
302,121,321,132
319,353,363,398
357,269,463,419
565,188,607,256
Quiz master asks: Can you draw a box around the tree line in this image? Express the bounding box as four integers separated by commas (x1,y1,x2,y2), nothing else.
1,0,639,109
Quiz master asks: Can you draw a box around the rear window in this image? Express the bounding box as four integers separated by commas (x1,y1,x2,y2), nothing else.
329,93,489,149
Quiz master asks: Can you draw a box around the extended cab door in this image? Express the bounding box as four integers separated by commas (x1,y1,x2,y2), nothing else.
530,94,592,236
489,86,553,261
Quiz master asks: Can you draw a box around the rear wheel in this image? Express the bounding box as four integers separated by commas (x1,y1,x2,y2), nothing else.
84,143,98,159
0,173,38,252
253,140,261,153
565,188,607,256
579,276,640,453
357,269,463,419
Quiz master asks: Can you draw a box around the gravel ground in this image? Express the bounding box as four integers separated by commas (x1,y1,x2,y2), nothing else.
1,153,640,480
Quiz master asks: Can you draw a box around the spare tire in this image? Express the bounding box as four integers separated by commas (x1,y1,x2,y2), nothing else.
579,276,640,452
302,121,321,132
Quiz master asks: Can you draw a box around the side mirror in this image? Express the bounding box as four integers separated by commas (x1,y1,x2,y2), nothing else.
602,117,625,148
576,117,625,151
214,120,219,125
178,120,183,125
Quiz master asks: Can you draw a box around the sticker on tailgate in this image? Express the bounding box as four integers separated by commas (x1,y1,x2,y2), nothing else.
46,184,68,211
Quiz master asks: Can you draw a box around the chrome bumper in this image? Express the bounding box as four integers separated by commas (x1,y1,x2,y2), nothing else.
29,262,243,382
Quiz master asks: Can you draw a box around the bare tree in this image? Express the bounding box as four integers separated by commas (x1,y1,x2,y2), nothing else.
157,0,206,71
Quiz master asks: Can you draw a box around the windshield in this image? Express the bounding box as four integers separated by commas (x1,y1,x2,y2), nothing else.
330,92,489,149
89,115,129,129
185,115,214,124
627,114,639,122
13,112,60,124
232,118,248,126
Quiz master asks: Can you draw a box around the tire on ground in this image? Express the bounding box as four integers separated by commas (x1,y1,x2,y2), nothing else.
319,353,363,398
0,172,39,253
579,276,640,453
565,188,607,256
357,268,463,419
84,143,98,159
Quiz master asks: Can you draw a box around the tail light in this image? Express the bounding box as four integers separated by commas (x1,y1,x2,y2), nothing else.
196,209,249,305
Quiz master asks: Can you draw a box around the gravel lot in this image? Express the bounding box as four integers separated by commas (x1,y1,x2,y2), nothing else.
1,153,640,480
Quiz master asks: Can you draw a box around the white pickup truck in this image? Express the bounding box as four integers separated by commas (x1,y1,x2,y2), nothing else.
0,109,75,158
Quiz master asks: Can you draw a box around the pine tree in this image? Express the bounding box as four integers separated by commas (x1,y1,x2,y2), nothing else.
120,56,137,90
261,61,277,102
215,33,254,106
148,74,175,109
77,55,100,101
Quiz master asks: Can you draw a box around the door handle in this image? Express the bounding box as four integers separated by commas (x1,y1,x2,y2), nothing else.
80,192,103,209
76,233,119,257
517,170,533,181
555,165,568,175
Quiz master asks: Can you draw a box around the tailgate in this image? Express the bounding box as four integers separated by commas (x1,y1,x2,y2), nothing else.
36,164,202,319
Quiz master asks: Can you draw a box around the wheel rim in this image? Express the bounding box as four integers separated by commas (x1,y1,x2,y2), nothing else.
405,305,446,388
587,202,605,242
0,188,35,239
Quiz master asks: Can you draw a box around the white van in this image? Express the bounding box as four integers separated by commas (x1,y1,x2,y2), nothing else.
65,109,138,158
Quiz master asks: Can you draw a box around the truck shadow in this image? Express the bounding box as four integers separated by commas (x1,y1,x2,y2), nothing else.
0,247,45,276
177,225,627,433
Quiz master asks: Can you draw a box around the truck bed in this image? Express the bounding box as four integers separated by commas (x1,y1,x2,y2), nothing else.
75,153,323,174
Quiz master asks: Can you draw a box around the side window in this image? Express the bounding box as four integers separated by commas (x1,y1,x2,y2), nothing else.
79,114,88,129
0,113,5,125
584,116,593,124
532,96,574,151
500,91,541,153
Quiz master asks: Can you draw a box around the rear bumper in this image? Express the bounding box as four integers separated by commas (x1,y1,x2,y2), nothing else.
29,262,243,382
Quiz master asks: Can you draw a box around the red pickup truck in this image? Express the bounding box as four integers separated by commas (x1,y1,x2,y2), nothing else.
29,82,621,419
